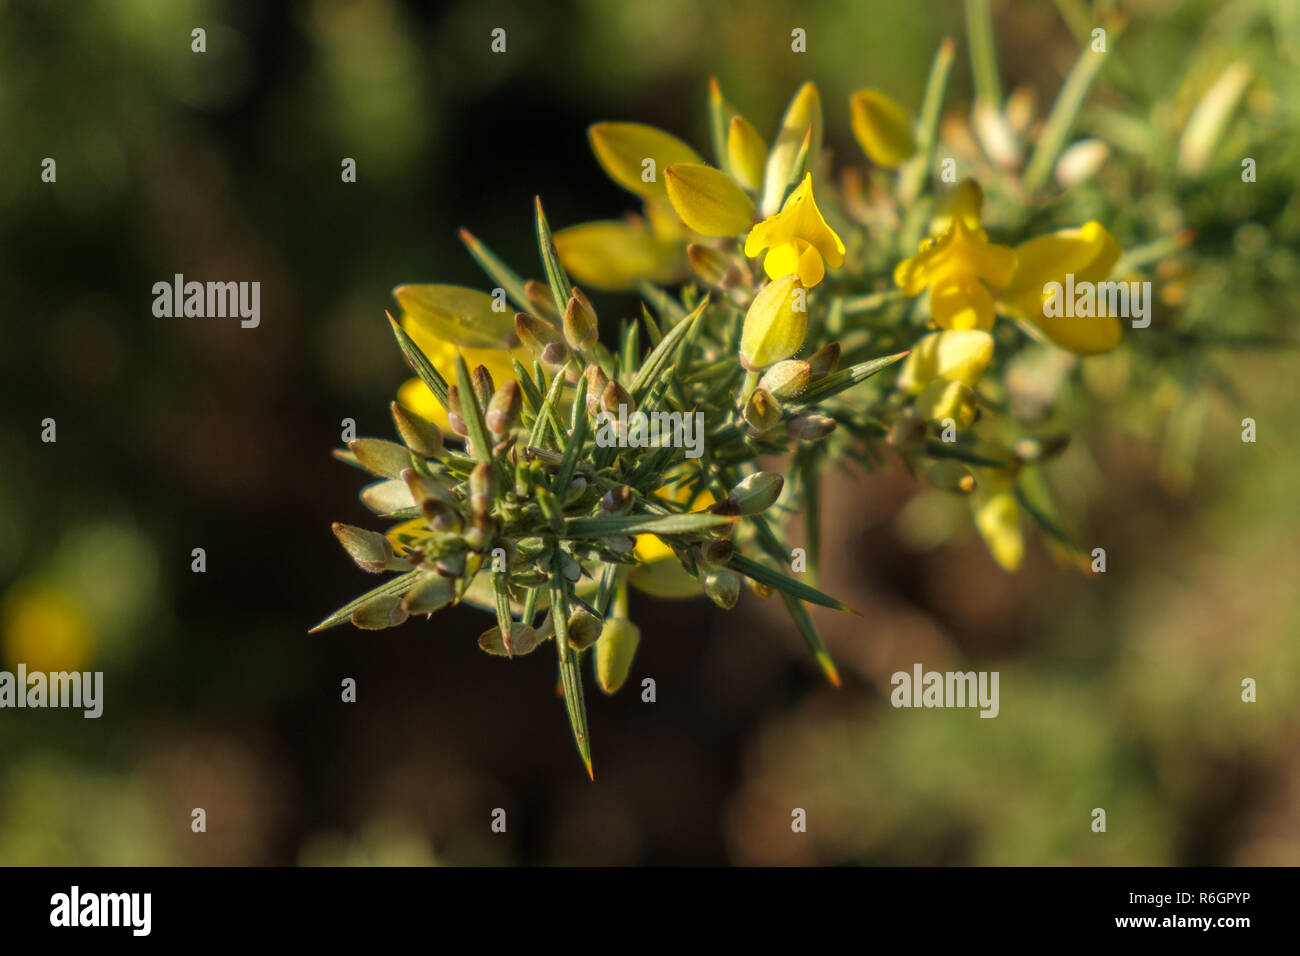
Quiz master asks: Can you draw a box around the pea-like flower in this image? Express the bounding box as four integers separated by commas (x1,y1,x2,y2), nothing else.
997,221,1123,354
744,173,845,288
894,216,1018,331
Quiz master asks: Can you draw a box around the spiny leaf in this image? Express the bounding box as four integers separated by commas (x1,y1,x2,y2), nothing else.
309,571,423,633
780,591,841,687
793,350,909,407
454,351,494,464
631,295,709,400
387,312,449,410
535,197,572,317
728,553,855,613
459,228,532,313
565,512,735,537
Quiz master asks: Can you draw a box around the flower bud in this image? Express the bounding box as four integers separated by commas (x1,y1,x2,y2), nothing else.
806,341,841,380
349,438,413,479
478,622,544,657
350,593,409,630
849,89,916,168
471,365,495,412
758,359,811,400
585,364,610,416
728,114,767,191
785,413,837,441
595,617,641,694
331,523,398,573
703,568,741,609
727,471,784,515
390,401,443,458
486,381,522,442
600,484,634,515
687,243,742,289
566,609,602,652
525,279,559,320
602,379,634,416
541,341,569,366
664,162,756,237
469,462,496,518
743,387,783,435
697,538,734,570
563,288,598,351
515,311,561,354
401,574,456,615
740,273,806,370
445,386,468,436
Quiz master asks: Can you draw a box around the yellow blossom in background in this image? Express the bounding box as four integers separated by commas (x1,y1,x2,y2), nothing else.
970,471,1025,572
894,215,1018,331
629,480,717,598
2,581,95,673
849,89,916,168
744,173,844,288
998,221,1124,355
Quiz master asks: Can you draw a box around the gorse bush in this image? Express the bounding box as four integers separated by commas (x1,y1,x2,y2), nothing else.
313,11,1269,775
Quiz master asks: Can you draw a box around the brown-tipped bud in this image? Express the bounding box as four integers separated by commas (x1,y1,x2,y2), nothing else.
786,413,837,441
706,496,740,540
758,359,812,400
515,311,561,354
697,538,734,570
349,438,414,479
743,387,782,435
728,471,784,516
486,381,522,441
469,462,496,518
332,522,398,573
401,574,456,615
602,379,634,416
401,467,461,531
807,341,841,380
540,341,569,366
478,622,544,657
446,386,468,436
703,568,741,610
600,484,634,515
525,278,560,320
563,475,588,506
563,288,598,352
464,512,497,552
434,549,466,578
584,364,610,416
350,593,409,630
471,365,495,412
390,401,443,458
887,409,926,450
687,243,742,288
566,609,602,652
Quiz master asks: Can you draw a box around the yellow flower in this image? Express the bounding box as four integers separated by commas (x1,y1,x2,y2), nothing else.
2,582,95,672
743,173,844,288
629,480,716,599
997,221,1124,355
894,216,1018,331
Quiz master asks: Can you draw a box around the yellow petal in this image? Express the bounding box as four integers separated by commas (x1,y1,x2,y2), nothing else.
554,219,684,291
914,378,979,429
849,89,916,168
761,240,802,282
794,241,825,288
931,276,996,330
898,329,995,393
760,81,822,216
971,475,1024,571
588,122,702,199
740,274,807,370
745,173,843,278
394,284,517,351
664,162,756,237
728,115,767,191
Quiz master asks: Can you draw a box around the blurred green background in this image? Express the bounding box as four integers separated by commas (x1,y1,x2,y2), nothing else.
0,0,1297,864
